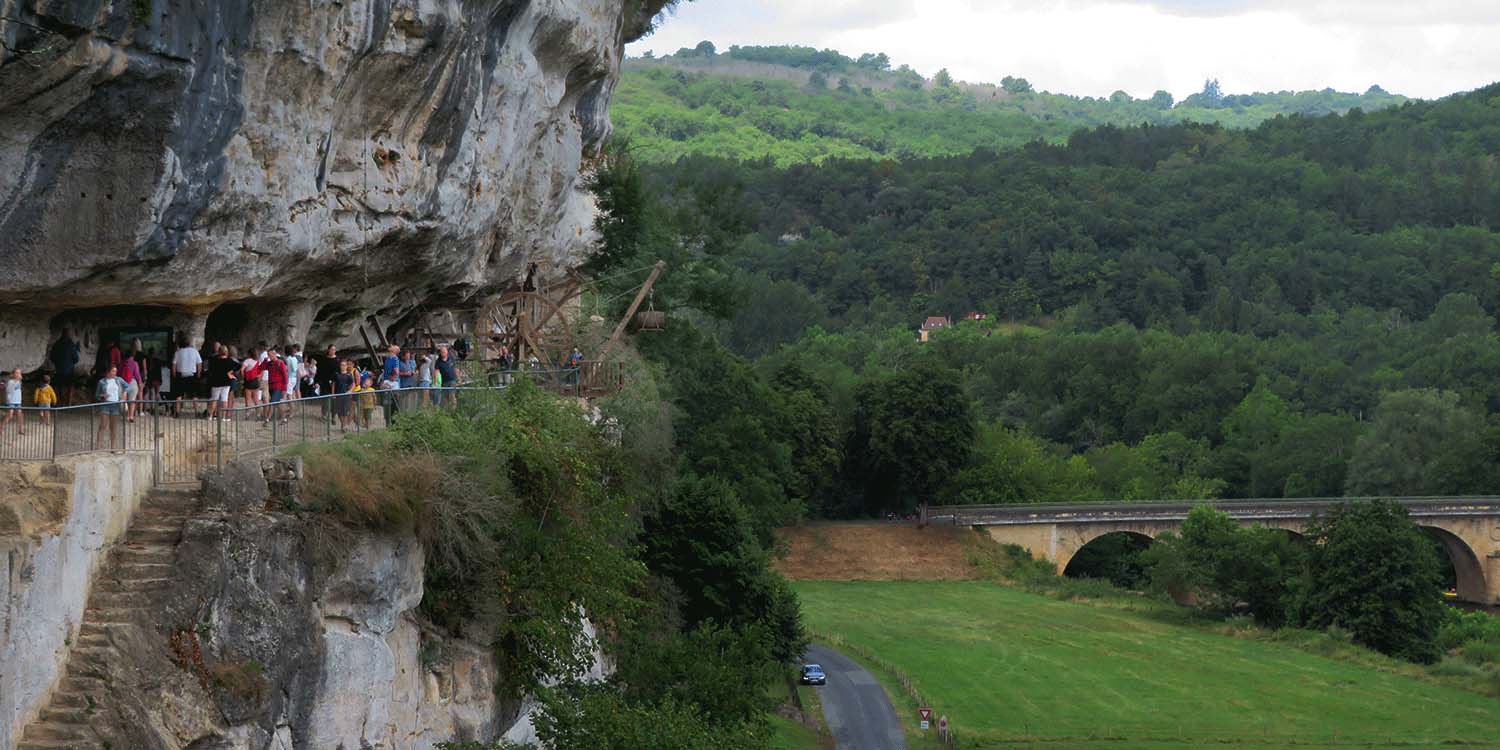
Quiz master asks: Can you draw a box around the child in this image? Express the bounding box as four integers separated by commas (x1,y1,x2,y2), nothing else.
33,373,57,426
356,374,379,428
1,368,23,436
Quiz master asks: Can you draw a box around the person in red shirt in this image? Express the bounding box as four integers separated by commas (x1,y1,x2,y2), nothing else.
263,348,291,426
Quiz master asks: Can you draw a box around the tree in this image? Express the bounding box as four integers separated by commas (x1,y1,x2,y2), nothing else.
642,477,806,664
954,422,1097,504
1000,75,1033,94
847,363,975,513
807,70,828,90
1344,389,1483,496
933,68,954,88
1143,506,1304,625
1298,501,1444,662
1150,90,1174,109
694,40,717,57
1200,78,1223,104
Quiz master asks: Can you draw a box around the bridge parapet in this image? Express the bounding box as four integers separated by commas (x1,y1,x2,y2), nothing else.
931,497,1500,527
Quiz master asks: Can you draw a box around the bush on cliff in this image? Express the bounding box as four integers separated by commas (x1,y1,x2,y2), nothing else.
296,380,646,697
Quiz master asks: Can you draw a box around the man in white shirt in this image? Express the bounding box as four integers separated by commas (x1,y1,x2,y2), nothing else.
172,335,203,416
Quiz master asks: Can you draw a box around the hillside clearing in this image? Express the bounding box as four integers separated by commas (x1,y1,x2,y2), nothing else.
776,524,985,581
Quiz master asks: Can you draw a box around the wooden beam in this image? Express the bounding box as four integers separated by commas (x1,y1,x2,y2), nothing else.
597,260,666,362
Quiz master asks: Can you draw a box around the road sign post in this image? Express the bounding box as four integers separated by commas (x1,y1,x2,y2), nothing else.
919,707,932,730
939,715,949,734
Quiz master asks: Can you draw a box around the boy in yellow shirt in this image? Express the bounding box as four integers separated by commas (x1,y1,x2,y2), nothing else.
355,374,380,429
34,373,57,425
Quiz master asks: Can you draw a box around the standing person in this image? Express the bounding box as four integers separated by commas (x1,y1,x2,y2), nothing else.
144,348,162,404
50,329,80,406
263,349,290,425
205,345,238,421
382,345,401,385
566,346,584,387
496,344,514,384
433,344,459,407
120,349,143,422
315,345,340,421
1,368,23,437
240,351,262,416
94,365,127,451
284,345,303,400
172,335,203,418
417,352,435,406
33,374,56,426
334,359,356,432
398,350,417,411
356,374,379,428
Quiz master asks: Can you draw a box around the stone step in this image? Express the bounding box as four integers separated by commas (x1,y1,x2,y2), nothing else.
88,589,150,609
48,691,91,710
114,546,175,565
18,739,102,750
83,606,149,625
19,742,103,750
66,646,115,667
110,562,173,579
126,526,183,544
94,576,170,593
22,721,92,741
74,631,111,649
38,705,91,725
144,493,199,512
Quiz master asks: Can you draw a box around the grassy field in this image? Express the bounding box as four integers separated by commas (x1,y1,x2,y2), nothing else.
796,581,1499,749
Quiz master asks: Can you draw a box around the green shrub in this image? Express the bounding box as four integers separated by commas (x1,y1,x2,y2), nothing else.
296,382,646,698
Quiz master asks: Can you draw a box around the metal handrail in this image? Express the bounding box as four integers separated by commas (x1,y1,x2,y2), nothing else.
0,377,602,483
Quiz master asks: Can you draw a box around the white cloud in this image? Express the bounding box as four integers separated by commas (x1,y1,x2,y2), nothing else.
631,0,1500,100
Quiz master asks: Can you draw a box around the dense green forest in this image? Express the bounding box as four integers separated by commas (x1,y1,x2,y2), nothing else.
593,79,1500,516
614,43,1411,165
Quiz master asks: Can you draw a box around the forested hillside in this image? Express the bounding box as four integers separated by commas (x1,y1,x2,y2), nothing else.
614,44,1411,164
602,81,1500,511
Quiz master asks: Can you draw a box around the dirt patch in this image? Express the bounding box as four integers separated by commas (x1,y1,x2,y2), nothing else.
775,523,990,581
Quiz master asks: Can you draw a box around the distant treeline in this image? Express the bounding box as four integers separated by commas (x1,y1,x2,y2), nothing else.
616,43,1413,164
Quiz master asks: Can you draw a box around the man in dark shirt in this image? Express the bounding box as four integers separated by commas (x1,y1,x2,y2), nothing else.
315,345,340,419
434,344,460,407
205,345,238,421
50,329,80,405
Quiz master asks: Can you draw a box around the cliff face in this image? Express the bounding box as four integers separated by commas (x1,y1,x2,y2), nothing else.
0,0,667,365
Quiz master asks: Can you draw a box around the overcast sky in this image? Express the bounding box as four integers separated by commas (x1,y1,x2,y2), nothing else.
629,0,1500,100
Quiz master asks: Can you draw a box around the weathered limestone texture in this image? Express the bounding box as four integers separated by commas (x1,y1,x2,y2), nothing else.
0,453,154,750
76,460,544,749
0,0,670,366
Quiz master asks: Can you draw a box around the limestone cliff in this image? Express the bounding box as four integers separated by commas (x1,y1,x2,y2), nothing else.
0,0,668,366
5,458,584,749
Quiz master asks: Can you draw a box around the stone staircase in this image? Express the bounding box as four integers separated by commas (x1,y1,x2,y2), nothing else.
16,486,199,750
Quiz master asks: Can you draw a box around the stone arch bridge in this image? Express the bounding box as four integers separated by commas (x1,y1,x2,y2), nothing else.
927,498,1500,604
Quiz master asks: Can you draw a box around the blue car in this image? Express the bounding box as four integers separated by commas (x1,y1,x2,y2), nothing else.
800,664,826,685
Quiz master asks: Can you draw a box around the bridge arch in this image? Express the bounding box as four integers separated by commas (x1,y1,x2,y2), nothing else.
1055,528,1159,578
1419,525,1487,603
1062,530,1154,587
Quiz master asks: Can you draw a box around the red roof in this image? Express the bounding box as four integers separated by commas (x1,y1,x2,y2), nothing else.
921,316,951,330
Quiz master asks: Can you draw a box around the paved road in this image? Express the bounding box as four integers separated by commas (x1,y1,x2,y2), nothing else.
805,643,907,750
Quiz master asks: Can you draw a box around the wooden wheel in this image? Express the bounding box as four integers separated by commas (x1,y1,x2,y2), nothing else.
475,291,575,368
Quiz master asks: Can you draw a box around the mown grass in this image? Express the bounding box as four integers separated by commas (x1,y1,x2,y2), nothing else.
768,713,825,750
796,580,1500,749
